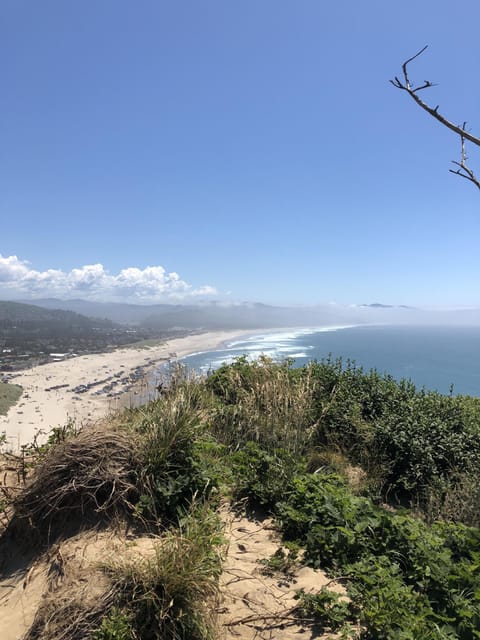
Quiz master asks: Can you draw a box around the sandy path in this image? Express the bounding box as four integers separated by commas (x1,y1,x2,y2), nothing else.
0,330,251,451
218,509,347,639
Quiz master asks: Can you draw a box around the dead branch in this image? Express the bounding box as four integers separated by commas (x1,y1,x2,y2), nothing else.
449,124,480,189
391,46,480,189
223,607,306,628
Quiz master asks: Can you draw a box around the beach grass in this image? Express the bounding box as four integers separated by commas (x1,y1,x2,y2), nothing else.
0,381,23,416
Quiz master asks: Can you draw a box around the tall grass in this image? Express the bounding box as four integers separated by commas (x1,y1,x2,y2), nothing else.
102,502,224,640
23,502,224,640
132,372,217,524
208,356,318,455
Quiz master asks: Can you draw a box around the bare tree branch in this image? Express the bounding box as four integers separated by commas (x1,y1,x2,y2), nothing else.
391,46,480,190
448,123,480,189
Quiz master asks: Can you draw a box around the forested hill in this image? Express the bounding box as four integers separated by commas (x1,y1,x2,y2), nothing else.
0,300,114,328
0,301,151,370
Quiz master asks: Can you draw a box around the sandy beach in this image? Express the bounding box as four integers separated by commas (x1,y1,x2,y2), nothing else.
0,330,250,451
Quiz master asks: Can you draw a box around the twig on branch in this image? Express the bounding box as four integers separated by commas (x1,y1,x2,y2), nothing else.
449,124,480,189
390,46,480,189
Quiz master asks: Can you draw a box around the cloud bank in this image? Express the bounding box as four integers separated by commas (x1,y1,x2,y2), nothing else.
0,254,217,302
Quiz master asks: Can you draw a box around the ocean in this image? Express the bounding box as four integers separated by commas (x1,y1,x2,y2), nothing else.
178,325,480,397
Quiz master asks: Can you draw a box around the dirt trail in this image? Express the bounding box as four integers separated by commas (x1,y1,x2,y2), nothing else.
0,494,347,639
218,509,346,640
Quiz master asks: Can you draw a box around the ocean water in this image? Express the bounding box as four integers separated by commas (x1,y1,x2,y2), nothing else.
178,325,480,397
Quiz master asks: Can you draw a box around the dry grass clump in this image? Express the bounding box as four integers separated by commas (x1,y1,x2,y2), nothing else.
11,426,140,542
22,504,224,640
0,451,29,532
24,589,117,640
5,376,216,544
103,504,224,640
16,529,119,640
306,448,370,494
441,475,480,527
424,472,480,527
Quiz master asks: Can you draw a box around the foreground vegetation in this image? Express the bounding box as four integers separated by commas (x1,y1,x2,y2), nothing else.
2,356,480,639
0,381,22,415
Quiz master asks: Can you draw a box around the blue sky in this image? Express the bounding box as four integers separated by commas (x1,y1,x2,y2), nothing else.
1,0,479,306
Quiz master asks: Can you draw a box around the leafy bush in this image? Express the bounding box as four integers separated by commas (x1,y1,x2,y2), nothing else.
371,393,480,502
276,471,480,639
93,608,133,640
258,546,299,577
230,442,302,510
294,587,355,632
345,556,440,640
208,356,480,512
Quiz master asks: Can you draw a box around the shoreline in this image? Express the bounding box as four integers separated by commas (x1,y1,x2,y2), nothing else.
0,329,254,451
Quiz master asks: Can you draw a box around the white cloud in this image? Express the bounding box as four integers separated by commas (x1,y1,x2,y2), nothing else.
0,254,218,302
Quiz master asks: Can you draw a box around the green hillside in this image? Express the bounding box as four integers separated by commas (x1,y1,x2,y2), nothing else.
0,381,22,415
0,300,153,370
0,300,114,327
2,357,480,639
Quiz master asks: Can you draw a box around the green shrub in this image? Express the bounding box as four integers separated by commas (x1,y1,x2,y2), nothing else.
0,381,22,416
346,556,440,640
93,608,133,640
371,393,480,502
207,356,480,513
294,587,355,632
230,442,301,510
276,471,480,639
258,546,299,577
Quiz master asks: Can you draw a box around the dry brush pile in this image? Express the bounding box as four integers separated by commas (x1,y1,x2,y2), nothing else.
9,426,140,545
